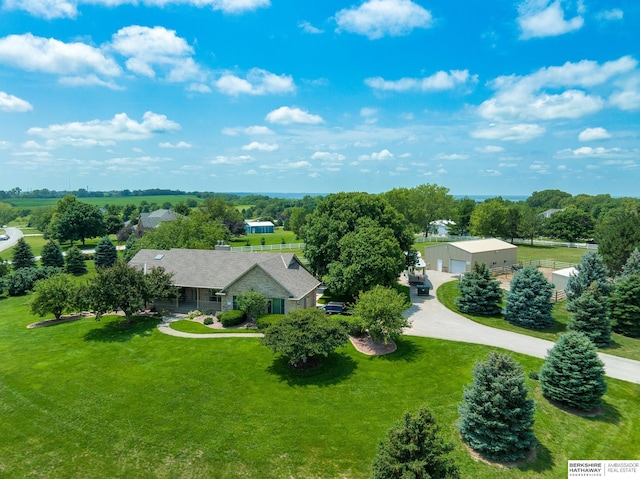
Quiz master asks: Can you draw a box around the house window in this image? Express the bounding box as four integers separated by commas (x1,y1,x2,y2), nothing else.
209,289,221,303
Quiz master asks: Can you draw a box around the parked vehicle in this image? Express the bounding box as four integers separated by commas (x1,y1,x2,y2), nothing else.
0,234,9,241
323,301,347,315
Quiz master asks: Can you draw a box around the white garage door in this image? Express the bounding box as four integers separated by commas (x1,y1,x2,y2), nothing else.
450,260,467,274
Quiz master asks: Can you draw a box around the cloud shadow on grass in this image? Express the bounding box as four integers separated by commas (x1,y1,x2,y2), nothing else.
376,337,423,362
83,315,159,343
266,352,357,387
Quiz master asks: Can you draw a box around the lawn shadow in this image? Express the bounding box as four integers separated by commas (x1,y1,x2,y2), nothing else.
266,352,357,387
543,397,622,424
83,315,160,343
376,337,423,363
517,441,554,474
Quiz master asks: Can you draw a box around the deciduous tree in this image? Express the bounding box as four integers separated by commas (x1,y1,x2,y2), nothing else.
539,331,607,411
324,219,406,298
30,273,77,320
457,352,536,462
469,199,508,238
455,262,502,316
351,285,410,343
504,266,554,330
372,405,459,479
236,291,268,321
545,207,594,242
261,308,348,369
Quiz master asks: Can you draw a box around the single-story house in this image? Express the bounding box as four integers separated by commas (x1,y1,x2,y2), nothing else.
551,266,578,291
128,246,320,314
540,208,564,218
245,220,275,234
138,209,181,229
423,238,518,274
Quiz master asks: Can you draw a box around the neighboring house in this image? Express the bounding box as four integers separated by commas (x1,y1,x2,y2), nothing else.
128,246,320,314
551,266,578,291
429,219,456,237
540,208,564,218
245,220,275,234
423,238,518,273
138,209,180,229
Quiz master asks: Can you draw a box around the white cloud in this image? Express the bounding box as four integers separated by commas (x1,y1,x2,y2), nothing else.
3,0,270,19
105,155,172,173
260,160,311,170
335,0,432,39
299,21,324,34
471,123,546,142
480,169,502,176
479,56,638,122
609,76,640,111
596,9,623,21
187,83,212,93
221,125,275,136
555,146,630,159
210,155,254,165
311,151,346,162
215,68,295,96
110,26,203,82
518,0,584,39
58,74,123,90
28,111,180,141
578,127,611,142
0,91,33,112
159,141,193,149
359,148,394,161
475,145,505,153
530,162,550,173
241,141,279,152
265,106,324,125
435,153,470,160
0,33,121,77
365,70,476,92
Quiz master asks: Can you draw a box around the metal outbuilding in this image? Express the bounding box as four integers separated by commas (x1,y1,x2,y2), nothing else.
423,238,518,274
551,266,579,291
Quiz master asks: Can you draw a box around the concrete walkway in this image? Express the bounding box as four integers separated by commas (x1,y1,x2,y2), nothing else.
404,271,640,384
157,316,264,339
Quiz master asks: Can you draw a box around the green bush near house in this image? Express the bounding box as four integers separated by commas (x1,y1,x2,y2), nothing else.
219,309,246,327
256,313,284,330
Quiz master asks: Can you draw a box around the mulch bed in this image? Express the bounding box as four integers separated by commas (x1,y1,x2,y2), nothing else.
349,334,397,355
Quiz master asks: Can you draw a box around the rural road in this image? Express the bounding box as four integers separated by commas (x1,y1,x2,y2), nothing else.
404,271,640,384
0,226,24,254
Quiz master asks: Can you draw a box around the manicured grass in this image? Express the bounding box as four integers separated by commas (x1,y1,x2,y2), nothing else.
229,227,299,247
516,244,589,264
437,280,640,361
1,293,639,478
169,320,258,334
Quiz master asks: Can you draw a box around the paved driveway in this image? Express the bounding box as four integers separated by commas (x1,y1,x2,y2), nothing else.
0,226,24,254
404,270,640,384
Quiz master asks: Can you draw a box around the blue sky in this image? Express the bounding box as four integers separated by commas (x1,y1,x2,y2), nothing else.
0,0,638,197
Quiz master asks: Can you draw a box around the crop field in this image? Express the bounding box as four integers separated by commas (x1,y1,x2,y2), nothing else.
5,195,201,209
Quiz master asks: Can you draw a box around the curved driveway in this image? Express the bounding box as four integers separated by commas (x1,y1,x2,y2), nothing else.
0,226,24,253
404,271,640,384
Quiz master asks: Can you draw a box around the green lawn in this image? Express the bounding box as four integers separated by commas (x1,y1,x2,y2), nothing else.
229,227,300,247
6,195,200,209
1,294,639,478
516,244,590,264
437,280,640,361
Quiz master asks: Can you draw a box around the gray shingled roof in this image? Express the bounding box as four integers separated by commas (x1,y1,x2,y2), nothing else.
138,209,180,229
129,248,320,300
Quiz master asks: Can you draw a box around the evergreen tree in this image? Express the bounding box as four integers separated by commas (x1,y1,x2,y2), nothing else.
457,352,536,462
455,262,502,316
567,283,611,347
539,331,607,411
12,237,35,270
565,251,612,309
94,236,117,269
620,248,640,278
372,405,459,479
40,240,65,268
65,246,87,275
504,265,554,330
609,274,640,338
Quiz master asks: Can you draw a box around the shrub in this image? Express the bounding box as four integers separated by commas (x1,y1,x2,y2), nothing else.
3,266,63,296
203,317,214,325
219,309,246,327
336,315,366,336
187,310,203,320
256,314,284,330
